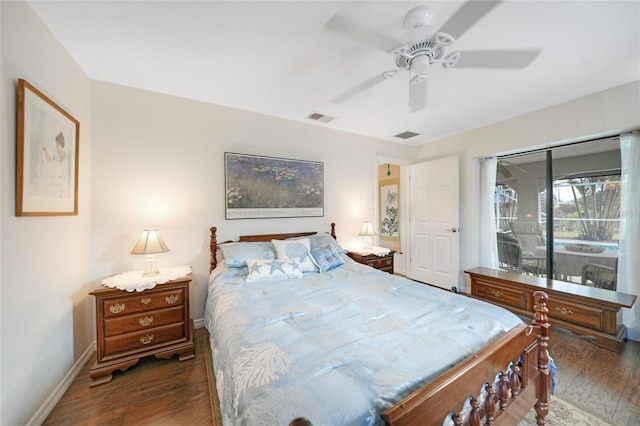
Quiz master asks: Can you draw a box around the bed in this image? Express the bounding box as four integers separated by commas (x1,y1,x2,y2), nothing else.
205,223,550,426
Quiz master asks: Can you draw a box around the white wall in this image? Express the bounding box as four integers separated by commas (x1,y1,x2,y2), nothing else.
90,80,417,323
1,1,93,424
415,80,640,291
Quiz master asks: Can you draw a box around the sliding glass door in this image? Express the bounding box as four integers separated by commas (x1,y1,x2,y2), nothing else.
494,137,621,288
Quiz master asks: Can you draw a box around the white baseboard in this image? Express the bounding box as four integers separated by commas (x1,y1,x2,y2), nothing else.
194,317,205,329
27,341,96,426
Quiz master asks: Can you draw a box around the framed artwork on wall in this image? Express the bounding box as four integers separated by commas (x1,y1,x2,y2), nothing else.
379,175,400,245
225,152,324,219
16,79,80,216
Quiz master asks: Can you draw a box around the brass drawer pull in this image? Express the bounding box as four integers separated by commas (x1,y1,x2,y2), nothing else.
109,303,125,314
141,297,152,305
492,290,505,298
140,334,154,345
386,260,392,265
555,307,574,316
165,295,179,305
139,316,154,327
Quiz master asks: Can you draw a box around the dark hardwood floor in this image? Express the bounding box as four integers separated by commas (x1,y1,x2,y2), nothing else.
44,327,213,426
549,328,640,425
44,326,640,425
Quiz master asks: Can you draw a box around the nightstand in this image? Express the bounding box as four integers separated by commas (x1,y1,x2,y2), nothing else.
347,250,396,274
89,274,195,386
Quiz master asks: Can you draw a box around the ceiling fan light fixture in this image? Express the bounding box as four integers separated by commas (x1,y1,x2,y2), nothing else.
410,55,431,75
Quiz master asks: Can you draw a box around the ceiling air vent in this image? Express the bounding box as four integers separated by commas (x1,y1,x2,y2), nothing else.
394,131,420,140
306,112,336,123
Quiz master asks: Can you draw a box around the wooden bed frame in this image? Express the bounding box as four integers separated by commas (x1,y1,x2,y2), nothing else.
209,223,550,426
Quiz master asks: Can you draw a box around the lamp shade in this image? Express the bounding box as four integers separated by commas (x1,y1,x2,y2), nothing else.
130,229,170,255
358,221,377,237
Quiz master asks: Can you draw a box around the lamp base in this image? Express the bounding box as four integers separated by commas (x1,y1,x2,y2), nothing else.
363,236,373,250
141,254,160,277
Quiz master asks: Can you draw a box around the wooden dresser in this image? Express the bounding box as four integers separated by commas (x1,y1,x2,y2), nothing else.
347,250,396,274
89,275,195,386
466,267,636,353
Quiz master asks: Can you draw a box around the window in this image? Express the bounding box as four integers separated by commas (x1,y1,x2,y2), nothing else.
493,137,621,287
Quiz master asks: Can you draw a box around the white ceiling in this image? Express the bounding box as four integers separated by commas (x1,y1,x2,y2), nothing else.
27,1,640,145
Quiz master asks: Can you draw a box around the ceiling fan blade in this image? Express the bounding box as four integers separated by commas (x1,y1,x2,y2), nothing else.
324,12,401,53
409,76,428,113
449,50,541,68
497,162,512,178
331,72,396,104
439,0,501,40
499,160,527,174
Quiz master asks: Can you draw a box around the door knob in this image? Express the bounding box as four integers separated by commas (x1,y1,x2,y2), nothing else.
446,228,458,233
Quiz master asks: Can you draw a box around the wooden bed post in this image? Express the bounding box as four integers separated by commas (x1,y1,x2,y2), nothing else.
330,222,336,239
532,290,551,425
210,227,217,272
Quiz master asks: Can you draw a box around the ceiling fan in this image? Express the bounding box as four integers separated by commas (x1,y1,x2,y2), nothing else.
497,160,527,178
324,1,541,112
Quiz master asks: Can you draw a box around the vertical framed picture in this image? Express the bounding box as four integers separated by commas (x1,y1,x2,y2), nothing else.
379,179,399,241
225,152,324,219
16,79,80,216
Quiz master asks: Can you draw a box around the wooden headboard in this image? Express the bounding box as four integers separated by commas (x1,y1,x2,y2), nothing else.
210,223,337,272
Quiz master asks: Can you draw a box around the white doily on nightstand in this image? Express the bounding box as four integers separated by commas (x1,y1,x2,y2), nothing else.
101,265,192,292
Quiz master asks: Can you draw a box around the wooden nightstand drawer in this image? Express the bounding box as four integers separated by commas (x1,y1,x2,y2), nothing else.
474,281,526,310
366,257,393,271
104,306,185,337
548,299,604,330
103,289,184,318
103,323,187,358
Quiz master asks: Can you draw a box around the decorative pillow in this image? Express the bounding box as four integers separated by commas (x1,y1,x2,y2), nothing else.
271,238,317,272
291,233,346,254
310,245,345,273
309,233,347,253
245,259,303,282
218,242,275,268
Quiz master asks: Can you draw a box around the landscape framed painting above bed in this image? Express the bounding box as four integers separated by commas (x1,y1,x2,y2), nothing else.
225,152,324,219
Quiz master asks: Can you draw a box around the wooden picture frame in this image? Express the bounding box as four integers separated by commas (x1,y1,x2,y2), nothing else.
225,152,324,219
16,79,79,216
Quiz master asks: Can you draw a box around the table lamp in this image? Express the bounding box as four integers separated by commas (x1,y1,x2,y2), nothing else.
358,221,377,250
130,229,170,276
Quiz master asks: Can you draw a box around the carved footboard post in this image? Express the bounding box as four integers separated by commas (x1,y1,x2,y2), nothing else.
532,291,550,425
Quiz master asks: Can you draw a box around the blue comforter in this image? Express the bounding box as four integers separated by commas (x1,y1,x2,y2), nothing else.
205,256,522,426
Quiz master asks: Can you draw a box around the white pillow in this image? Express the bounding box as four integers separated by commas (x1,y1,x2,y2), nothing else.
271,238,317,272
245,259,303,282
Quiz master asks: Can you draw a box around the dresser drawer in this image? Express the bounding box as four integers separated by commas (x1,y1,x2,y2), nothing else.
103,289,184,318
103,323,186,358
104,306,184,337
548,299,604,330
474,281,526,310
